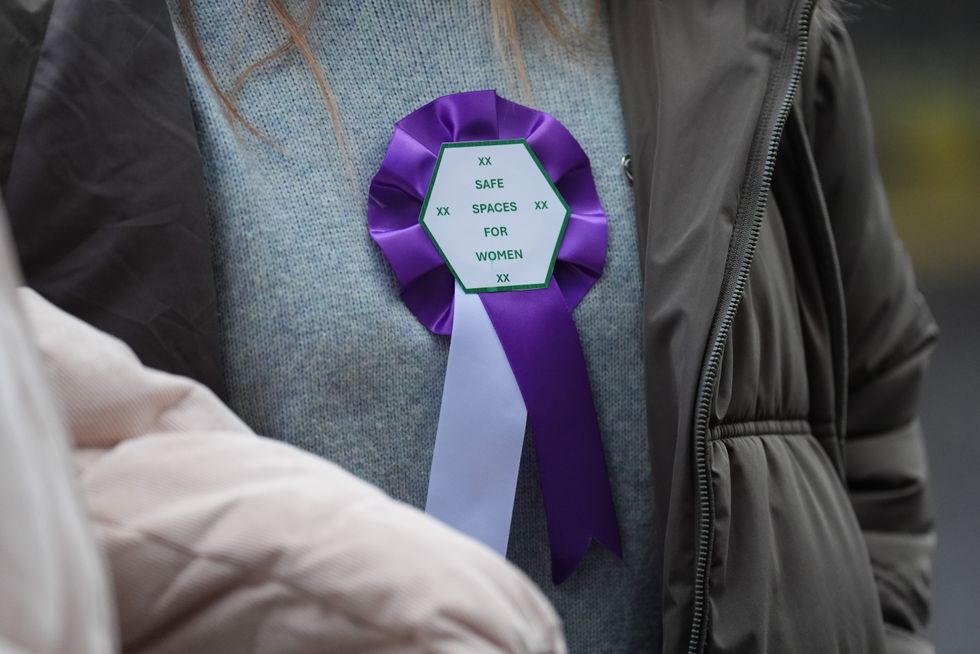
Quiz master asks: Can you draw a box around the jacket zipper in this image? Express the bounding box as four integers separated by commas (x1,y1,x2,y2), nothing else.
686,2,816,652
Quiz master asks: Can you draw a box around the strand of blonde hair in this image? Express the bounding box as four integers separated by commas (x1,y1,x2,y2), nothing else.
177,0,598,161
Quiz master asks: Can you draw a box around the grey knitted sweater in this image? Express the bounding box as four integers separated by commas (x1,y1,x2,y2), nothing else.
171,1,658,650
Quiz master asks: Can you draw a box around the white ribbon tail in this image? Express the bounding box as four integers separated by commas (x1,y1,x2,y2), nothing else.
424,282,528,555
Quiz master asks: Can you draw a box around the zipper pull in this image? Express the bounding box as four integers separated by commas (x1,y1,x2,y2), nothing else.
621,154,634,186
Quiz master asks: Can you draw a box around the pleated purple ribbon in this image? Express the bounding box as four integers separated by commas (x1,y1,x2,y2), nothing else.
368,90,620,583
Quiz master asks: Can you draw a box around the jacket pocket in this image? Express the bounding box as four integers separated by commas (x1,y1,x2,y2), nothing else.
707,419,886,654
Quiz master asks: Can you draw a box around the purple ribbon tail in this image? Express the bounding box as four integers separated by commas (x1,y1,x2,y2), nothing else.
481,280,622,584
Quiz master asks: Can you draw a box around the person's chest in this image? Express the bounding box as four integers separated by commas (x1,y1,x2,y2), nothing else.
177,0,647,472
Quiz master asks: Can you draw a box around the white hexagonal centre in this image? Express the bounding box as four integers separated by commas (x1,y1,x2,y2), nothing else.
420,139,569,293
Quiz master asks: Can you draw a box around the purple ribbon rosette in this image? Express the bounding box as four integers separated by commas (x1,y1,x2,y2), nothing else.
368,89,620,583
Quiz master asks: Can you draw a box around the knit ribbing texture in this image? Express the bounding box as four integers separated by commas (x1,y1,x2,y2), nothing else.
169,1,659,650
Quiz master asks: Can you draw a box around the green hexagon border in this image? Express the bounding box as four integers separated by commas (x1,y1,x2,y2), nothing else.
418,138,571,294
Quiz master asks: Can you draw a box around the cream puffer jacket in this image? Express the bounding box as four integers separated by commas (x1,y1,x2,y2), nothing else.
1,277,564,652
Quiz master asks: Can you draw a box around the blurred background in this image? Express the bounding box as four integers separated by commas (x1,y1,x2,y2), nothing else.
849,3,980,653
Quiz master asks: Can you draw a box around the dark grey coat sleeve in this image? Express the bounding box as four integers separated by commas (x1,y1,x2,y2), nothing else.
1,0,225,397
0,0,52,187
807,20,940,654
